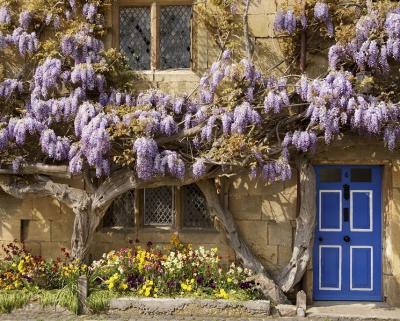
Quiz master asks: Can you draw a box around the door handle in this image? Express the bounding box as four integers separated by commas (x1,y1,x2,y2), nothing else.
343,235,351,242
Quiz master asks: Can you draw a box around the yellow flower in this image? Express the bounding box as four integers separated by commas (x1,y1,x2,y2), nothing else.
227,277,232,283
216,288,229,299
17,260,25,273
120,283,128,290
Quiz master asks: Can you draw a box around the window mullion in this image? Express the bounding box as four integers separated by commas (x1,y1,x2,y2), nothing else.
175,187,182,230
151,1,160,70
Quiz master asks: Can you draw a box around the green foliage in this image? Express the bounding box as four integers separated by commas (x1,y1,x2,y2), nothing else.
0,239,263,314
196,0,243,59
0,289,32,313
39,288,79,314
86,289,116,314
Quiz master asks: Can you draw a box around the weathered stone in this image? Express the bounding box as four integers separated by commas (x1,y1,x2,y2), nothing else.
32,197,62,221
236,220,268,248
248,13,275,38
22,219,51,242
0,196,32,220
296,290,306,311
261,196,296,222
393,161,400,188
249,0,277,14
109,297,270,316
276,304,297,317
40,241,69,258
268,222,292,246
229,195,261,220
253,38,286,75
23,241,41,256
51,218,74,242
78,275,88,314
0,218,21,241
277,245,293,266
297,307,306,317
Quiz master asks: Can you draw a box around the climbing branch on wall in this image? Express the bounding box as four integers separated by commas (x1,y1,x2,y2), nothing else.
197,179,290,304
242,0,253,60
0,168,221,260
277,157,316,292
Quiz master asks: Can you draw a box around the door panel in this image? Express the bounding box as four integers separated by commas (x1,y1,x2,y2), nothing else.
351,191,372,231
320,246,341,290
313,165,382,301
319,191,342,231
351,246,373,291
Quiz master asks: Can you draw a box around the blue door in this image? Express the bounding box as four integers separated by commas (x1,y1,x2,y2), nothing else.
313,165,382,301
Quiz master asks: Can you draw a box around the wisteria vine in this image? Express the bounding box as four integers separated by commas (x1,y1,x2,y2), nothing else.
0,0,400,187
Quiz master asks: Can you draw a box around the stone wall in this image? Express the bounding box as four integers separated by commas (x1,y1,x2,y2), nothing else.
0,177,81,258
229,173,297,276
1,0,400,308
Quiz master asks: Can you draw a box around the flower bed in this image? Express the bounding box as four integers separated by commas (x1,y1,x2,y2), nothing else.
0,237,262,314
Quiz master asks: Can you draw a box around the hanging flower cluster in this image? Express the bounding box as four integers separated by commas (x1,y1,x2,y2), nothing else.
1,0,400,186
274,2,333,35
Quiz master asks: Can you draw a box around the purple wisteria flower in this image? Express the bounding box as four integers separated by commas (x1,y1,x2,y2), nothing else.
19,11,32,30
0,7,11,25
314,2,334,36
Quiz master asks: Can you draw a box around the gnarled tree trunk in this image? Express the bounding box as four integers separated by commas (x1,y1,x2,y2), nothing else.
277,158,316,292
197,179,289,304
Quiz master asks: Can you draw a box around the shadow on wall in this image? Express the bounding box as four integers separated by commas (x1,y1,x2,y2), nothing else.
228,172,297,275
0,194,73,259
386,185,400,306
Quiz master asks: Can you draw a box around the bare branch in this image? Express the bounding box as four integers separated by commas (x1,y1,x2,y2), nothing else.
243,0,253,60
0,163,71,178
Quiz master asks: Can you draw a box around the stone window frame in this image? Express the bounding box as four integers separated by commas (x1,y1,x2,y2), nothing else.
101,184,215,232
112,0,195,71
137,185,215,231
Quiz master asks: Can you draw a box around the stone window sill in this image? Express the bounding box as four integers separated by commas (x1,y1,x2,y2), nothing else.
136,69,200,82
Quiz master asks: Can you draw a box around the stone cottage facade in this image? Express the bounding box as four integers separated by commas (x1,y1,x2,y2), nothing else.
1,0,400,307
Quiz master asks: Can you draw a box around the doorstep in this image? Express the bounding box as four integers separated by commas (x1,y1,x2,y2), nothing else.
307,301,400,320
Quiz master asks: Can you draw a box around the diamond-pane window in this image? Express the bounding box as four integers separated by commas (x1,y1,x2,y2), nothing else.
182,184,213,229
102,190,135,228
144,187,174,226
120,7,151,70
160,5,192,69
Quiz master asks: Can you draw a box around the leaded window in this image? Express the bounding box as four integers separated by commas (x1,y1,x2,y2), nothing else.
182,184,213,229
119,7,151,70
102,190,135,228
144,187,175,226
160,5,192,69
117,2,192,71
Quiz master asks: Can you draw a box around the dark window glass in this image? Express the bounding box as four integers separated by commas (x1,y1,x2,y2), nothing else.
120,7,151,70
351,168,372,182
182,184,213,229
160,6,192,69
320,168,342,182
102,191,135,228
144,187,174,226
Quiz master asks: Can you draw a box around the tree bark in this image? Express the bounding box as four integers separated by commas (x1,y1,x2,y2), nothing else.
243,0,253,60
277,158,316,292
197,179,289,303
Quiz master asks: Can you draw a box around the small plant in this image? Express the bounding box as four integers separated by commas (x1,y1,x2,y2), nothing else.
0,290,32,313
0,239,263,314
39,287,79,314
86,289,117,314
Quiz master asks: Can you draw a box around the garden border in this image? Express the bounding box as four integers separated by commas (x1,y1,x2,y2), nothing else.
108,297,271,317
